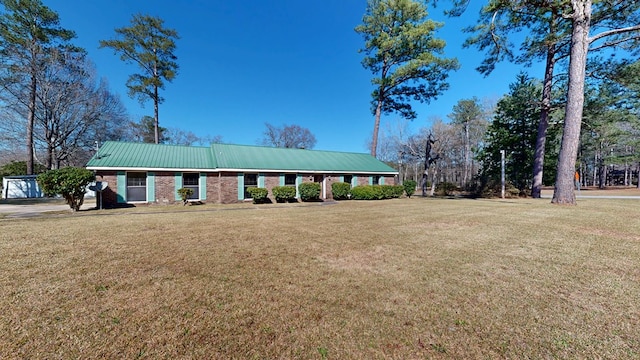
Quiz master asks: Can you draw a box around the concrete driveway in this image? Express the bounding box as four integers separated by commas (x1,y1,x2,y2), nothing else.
0,199,95,218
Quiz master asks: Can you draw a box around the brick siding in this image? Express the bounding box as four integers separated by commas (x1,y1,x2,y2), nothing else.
95,170,397,207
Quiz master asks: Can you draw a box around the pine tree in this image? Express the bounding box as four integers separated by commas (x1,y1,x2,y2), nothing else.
100,14,179,144
356,0,458,158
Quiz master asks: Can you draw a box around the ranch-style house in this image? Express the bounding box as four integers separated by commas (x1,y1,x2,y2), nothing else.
85,141,398,207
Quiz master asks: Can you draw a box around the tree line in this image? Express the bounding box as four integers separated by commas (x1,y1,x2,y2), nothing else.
2,0,639,207
359,0,640,205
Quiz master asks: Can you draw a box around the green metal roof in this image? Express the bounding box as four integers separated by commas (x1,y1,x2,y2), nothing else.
211,143,396,173
86,141,215,170
86,141,397,174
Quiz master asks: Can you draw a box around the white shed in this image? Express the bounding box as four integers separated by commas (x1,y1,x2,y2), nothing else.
2,176,44,199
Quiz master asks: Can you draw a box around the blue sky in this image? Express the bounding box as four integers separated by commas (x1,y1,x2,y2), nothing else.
47,0,540,153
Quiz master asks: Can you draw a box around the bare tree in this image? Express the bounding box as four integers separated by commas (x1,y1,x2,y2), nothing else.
260,123,317,149
0,0,76,174
34,50,128,169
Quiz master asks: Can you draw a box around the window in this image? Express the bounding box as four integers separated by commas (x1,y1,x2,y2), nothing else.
343,175,353,186
244,173,257,199
183,173,199,200
126,172,146,202
372,175,381,185
284,174,296,186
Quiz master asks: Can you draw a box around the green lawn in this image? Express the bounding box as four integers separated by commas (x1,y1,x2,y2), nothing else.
1,198,639,359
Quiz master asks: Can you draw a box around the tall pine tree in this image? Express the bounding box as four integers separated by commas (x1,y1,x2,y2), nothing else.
356,0,458,158
100,14,179,145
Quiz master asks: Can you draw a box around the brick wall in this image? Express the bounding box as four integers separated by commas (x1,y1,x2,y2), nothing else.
264,174,280,202
95,171,117,208
155,172,176,204
219,172,240,204
94,170,398,207
206,173,220,203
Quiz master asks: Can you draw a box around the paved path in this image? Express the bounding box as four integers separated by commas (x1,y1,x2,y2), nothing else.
0,200,95,218
540,194,640,199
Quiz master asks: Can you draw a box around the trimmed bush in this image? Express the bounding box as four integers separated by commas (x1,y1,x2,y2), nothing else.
403,180,417,198
350,185,383,200
272,186,297,203
350,185,403,200
381,184,404,198
246,187,268,204
331,182,351,200
36,167,95,211
298,182,321,202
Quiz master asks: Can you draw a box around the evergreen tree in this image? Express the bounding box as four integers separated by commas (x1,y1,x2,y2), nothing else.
479,74,559,193
552,0,640,204
355,0,458,158
100,14,179,144
438,0,640,203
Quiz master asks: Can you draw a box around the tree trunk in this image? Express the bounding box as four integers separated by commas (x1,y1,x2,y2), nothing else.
154,84,160,144
552,0,591,205
153,57,160,144
46,143,54,170
429,164,438,196
531,44,556,198
371,97,383,158
463,122,469,186
27,72,37,175
593,151,598,186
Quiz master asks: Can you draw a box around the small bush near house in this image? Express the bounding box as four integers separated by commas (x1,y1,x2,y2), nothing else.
272,186,297,203
331,182,351,200
36,167,95,211
350,185,383,200
350,185,403,200
247,187,269,204
403,180,417,198
381,185,404,198
177,188,194,205
298,182,321,202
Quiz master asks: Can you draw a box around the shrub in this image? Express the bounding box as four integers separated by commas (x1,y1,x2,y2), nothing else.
272,186,297,203
36,167,95,211
246,187,268,204
434,182,458,196
350,185,404,200
350,185,383,200
298,182,321,202
381,184,404,198
472,179,521,198
177,188,194,205
331,182,351,200
403,180,417,198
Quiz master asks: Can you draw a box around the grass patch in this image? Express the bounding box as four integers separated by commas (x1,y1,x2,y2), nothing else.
1,198,639,358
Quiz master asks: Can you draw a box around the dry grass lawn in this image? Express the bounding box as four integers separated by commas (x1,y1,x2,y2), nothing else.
1,197,639,359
